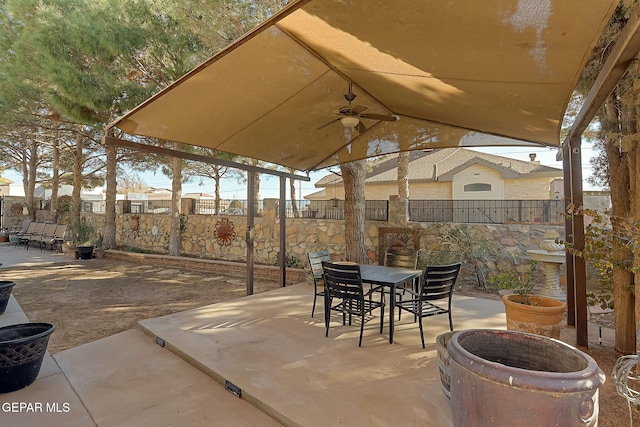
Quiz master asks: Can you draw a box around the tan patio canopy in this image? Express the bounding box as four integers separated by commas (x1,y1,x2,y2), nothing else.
106,0,618,171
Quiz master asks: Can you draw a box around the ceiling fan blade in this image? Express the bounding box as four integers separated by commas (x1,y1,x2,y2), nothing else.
356,121,367,133
352,104,368,114
359,113,398,121
316,118,341,130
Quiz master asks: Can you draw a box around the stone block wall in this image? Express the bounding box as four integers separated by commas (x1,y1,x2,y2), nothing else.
0,195,568,289
82,198,566,279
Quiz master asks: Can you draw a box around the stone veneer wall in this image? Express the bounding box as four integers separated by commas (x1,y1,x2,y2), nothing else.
81,198,567,280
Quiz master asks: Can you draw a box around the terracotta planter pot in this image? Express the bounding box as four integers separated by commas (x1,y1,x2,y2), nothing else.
502,294,567,339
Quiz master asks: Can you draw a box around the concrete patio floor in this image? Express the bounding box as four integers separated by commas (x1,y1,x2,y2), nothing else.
0,276,505,426
0,244,614,426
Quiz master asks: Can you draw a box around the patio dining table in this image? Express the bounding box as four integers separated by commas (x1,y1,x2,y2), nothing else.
359,264,422,344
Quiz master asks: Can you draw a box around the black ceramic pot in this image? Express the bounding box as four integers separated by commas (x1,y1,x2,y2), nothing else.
76,245,94,260
0,323,55,393
0,281,15,315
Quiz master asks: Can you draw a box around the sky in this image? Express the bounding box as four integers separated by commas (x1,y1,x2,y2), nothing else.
2,142,601,199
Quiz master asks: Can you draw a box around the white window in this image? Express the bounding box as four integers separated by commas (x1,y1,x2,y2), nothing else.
464,183,492,192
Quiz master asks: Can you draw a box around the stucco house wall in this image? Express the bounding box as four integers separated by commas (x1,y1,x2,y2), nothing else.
307,149,563,202
504,177,555,199
452,164,504,200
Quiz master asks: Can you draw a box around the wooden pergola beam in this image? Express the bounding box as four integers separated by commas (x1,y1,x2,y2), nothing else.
102,136,310,182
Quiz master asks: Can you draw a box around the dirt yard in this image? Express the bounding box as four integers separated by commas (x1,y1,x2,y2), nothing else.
3,258,638,427
7,259,282,353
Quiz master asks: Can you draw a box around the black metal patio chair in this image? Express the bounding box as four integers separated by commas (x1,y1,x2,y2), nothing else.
307,250,331,317
383,247,421,294
395,263,461,348
322,261,385,347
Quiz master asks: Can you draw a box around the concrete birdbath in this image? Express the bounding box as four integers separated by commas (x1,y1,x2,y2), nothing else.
526,230,566,301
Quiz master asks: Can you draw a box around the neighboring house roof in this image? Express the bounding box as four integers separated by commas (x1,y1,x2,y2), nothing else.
183,192,216,199
0,177,13,185
314,148,562,187
305,188,329,199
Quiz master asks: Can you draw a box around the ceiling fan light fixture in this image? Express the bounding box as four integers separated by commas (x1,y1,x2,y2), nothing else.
340,116,359,128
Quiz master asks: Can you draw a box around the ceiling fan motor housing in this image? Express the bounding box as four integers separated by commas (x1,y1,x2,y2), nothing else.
343,92,356,103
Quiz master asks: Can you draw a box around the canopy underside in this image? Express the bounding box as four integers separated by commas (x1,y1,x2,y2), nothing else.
109,0,617,172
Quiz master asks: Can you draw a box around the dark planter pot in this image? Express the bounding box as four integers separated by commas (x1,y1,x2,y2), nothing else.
0,323,55,393
448,329,605,427
0,281,16,315
76,245,94,260
436,330,455,400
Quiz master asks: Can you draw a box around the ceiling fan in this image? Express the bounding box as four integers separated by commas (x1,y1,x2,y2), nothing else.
316,83,397,133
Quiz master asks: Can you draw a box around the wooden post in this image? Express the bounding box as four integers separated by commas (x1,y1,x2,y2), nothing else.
279,176,287,287
246,170,255,296
562,148,575,327
569,135,588,347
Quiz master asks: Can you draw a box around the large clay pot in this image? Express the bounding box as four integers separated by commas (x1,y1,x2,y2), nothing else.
0,281,15,315
436,330,455,400
502,294,566,339
0,323,55,393
448,329,605,427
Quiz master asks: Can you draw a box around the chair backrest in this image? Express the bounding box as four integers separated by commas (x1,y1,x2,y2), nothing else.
54,224,68,240
307,250,331,285
322,261,364,301
31,222,45,234
41,223,57,237
23,222,37,234
384,248,418,269
420,263,462,301
19,219,32,233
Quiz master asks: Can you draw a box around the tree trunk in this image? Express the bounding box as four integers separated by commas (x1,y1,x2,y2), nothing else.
71,133,83,226
602,96,636,354
633,140,640,353
25,135,37,220
252,159,261,213
214,165,221,215
103,144,118,249
51,137,59,221
289,168,299,218
168,142,182,256
398,151,409,201
341,160,368,263
397,151,410,224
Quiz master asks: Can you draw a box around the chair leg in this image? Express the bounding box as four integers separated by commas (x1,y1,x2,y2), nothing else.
419,317,425,349
448,310,453,331
311,292,317,317
359,314,364,347
324,296,331,337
